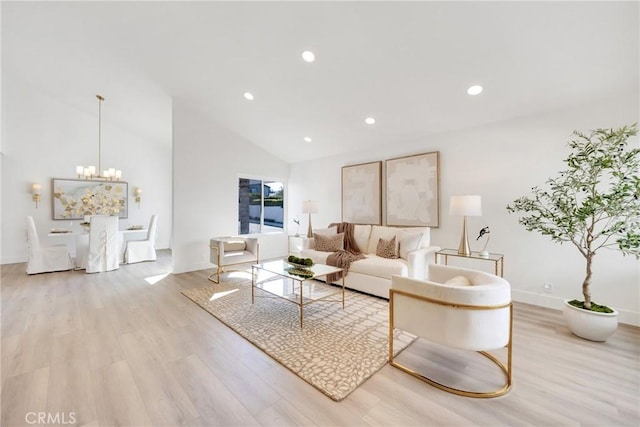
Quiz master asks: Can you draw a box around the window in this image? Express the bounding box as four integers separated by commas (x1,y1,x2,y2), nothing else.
238,177,284,234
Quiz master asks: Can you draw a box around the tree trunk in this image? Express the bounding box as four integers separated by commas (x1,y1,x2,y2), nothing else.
583,252,593,309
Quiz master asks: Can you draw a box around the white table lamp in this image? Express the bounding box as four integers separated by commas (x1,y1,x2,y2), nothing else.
302,200,319,238
450,195,482,256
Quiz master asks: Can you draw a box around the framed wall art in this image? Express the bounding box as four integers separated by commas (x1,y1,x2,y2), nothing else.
52,179,128,220
385,151,439,227
341,161,382,225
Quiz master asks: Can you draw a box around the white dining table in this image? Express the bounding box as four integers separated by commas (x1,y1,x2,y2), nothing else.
48,228,148,268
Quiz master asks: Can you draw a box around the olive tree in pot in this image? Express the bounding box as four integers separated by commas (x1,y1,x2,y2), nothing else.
507,124,639,341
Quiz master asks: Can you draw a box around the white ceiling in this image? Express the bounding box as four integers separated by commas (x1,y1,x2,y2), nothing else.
3,1,638,163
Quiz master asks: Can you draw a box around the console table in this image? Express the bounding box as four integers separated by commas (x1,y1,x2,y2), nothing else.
435,248,504,277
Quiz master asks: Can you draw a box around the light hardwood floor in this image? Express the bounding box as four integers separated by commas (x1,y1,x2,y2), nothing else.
2,250,638,427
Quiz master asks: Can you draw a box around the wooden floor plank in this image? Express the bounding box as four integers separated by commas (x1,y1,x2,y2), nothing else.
1,250,638,426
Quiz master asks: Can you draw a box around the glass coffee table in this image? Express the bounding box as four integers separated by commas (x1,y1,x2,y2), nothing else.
251,259,345,328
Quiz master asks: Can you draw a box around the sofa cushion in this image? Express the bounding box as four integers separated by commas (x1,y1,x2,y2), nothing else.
314,232,344,252
353,224,372,253
314,226,337,236
223,240,246,252
350,255,408,280
398,230,424,260
418,227,431,248
299,249,330,266
444,275,472,286
376,236,399,259
367,226,400,255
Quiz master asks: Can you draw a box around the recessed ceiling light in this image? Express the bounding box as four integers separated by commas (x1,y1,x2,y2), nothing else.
365,117,376,125
302,51,315,62
467,85,483,96
304,137,312,143
243,92,254,100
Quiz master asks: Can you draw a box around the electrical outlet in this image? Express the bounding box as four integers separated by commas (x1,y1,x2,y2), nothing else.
543,282,553,293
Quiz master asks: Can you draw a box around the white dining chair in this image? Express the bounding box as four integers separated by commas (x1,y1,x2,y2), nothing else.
25,216,74,275
86,215,120,273
124,215,158,264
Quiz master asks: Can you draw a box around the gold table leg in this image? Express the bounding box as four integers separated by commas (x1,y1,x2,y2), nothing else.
299,278,304,329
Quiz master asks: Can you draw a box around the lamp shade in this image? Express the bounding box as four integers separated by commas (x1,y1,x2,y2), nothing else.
449,195,482,216
302,200,319,214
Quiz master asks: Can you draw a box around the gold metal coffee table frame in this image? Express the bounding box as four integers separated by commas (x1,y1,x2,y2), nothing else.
251,260,345,328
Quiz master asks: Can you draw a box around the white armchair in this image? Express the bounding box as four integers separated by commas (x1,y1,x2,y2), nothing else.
389,264,512,398
25,216,74,275
208,236,259,283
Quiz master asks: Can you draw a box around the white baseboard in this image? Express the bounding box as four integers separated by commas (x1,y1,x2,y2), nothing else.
1,256,27,265
172,261,213,275
512,290,639,327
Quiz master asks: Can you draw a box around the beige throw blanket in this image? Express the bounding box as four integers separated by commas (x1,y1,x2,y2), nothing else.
326,222,365,283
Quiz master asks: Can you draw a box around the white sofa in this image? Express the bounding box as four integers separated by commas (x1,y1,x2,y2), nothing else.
300,224,439,298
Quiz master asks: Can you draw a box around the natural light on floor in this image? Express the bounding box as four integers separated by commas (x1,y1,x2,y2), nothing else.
145,272,170,285
209,288,239,301
227,271,251,279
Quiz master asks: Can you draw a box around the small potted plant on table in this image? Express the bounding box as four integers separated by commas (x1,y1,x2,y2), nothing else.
507,124,639,341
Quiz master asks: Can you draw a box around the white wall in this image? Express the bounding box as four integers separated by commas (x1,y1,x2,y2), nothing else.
171,99,290,274
1,72,173,264
289,94,640,325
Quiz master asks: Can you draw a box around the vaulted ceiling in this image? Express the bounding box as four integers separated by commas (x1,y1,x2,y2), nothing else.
3,1,638,163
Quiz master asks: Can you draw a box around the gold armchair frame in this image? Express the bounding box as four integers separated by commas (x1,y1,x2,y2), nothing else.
389,288,513,398
207,238,259,284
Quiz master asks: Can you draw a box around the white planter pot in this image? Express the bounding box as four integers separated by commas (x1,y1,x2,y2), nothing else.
562,300,618,342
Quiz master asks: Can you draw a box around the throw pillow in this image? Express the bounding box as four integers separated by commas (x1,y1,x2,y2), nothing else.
376,236,398,259
444,275,472,286
399,231,423,260
367,226,399,254
314,232,344,252
313,226,337,236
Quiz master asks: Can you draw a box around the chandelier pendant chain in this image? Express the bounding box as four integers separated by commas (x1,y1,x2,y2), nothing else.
97,94,104,175
75,94,121,181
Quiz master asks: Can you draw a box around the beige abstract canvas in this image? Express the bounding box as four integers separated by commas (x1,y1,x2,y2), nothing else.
341,161,382,225
386,151,439,227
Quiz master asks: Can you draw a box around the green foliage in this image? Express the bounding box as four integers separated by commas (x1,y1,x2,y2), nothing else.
567,299,614,314
287,255,314,267
250,195,283,207
506,124,639,307
286,268,314,279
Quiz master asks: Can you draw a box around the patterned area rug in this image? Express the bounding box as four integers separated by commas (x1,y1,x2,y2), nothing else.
182,275,415,401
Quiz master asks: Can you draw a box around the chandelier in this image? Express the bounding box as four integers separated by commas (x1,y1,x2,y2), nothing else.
76,94,122,181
